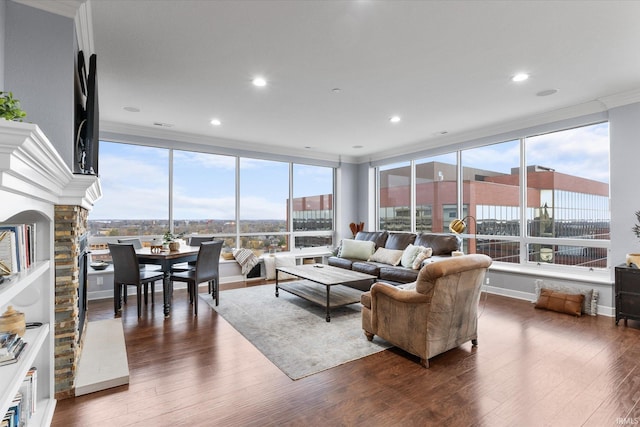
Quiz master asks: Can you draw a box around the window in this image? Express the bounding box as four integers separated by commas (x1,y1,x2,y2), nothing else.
415,154,457,232
292,164,334,249
239,158,289,253
89,144,336,256
525,123,610,268
88,142,169,237
378,162,411,231
375,121,610,273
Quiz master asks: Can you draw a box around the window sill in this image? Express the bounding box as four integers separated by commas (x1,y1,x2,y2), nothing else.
489,261,613,286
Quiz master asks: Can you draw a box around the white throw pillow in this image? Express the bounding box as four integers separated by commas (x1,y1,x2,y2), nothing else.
400,244,422,268
368,247,404,266
412,247,433,269
263,255,276,280
338,239,376,260
275,255,297,280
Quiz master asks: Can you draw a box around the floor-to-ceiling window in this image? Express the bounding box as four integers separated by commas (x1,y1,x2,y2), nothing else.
89,142,335,256
376,121,610,273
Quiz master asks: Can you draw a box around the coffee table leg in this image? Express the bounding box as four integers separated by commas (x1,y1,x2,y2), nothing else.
326,286,331,322
275,270,279,297
163,273,171,317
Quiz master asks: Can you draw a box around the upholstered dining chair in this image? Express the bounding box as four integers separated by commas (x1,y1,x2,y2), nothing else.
169,240,223,315
171,235,215,272
108,243,165,317
361,254,492,368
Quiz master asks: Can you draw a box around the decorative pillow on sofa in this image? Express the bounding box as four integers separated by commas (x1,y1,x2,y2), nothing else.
412,247,433,269
400,244,423,268
368,247,404,265
534,281,597,316
535,288,584,316
338,239,376,260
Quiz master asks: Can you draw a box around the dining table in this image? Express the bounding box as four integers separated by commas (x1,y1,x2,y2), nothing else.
135,245,199,317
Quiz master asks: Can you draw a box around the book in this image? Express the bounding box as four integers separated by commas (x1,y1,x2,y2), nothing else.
0,230,17,274
0,340,26,366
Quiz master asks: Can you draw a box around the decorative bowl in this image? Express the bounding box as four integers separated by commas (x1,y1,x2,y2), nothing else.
90,261,109,271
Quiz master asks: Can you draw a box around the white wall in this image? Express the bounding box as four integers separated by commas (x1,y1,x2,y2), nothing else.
0,0,5,90
5,1,75,169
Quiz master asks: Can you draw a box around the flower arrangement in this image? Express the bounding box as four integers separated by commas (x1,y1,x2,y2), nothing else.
163,230,184,243
633,211,640,240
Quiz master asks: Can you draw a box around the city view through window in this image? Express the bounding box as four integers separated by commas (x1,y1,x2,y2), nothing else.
378,122,610,270
88,142,334,256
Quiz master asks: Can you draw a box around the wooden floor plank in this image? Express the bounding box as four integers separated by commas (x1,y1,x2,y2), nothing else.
52,283,640,426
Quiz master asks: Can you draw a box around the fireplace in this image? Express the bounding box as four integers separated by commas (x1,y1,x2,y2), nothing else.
78,232,89,343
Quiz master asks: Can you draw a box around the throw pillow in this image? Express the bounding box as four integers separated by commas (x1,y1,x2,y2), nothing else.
263,255,276,280
535,288,584,316
274,255,297,280
412,247,433,269
368,247,404,265
400,244,422,268
233,248,259,275
338,239,376,260
534,281,597,316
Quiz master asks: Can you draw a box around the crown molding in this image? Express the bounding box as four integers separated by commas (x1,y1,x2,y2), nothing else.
11,0,85,19
597,87,640,110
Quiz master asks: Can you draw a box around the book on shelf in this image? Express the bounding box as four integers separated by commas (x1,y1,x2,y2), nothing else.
0,224,36,274
0,333,27,366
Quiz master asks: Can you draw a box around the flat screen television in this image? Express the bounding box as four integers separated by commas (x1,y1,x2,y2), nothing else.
74,51,99,175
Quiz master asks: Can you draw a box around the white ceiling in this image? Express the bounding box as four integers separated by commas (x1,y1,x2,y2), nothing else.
83,0,640,163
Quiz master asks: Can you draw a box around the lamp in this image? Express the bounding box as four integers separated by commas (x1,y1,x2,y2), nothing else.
449,216,476,235
449,216,477,255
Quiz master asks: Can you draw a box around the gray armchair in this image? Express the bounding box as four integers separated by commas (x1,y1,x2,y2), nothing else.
361,254,492,367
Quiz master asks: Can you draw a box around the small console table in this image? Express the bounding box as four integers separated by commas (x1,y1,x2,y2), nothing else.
614,264,640,325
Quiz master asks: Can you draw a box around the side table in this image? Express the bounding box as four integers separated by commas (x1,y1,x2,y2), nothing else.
614,264,640,325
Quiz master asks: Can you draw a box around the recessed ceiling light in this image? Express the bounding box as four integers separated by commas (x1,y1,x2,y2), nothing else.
304,146,313,149
331,88,341,93
389,116,401,123
153,122,173,128
252,77,267,87
537,89,558,97
352,145,363,149
512,73,529,82
123,106,140,112
210,118,222,126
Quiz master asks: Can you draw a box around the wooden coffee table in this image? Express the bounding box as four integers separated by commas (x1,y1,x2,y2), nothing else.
275,264,376,322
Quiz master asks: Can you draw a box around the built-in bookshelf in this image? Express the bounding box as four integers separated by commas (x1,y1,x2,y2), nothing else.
0,121,100,426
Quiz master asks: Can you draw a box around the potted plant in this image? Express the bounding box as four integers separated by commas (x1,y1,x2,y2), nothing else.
163,230,184,251
0,92,27,122
629,211,640,267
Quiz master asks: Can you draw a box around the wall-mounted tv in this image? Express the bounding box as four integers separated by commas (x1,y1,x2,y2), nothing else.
74,51,99,175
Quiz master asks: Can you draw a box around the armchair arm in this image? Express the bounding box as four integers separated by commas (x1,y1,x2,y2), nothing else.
370,282,431,305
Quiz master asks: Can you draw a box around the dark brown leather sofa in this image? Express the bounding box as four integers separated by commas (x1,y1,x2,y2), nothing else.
328,231,461,290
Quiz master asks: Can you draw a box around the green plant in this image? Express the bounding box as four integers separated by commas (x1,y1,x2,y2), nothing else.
633,211,640,240
0,91,27,121
163,230,184,243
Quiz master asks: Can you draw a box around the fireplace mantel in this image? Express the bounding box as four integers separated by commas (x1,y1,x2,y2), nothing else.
0,120,102,208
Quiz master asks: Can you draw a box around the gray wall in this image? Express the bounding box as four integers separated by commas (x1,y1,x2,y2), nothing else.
5,1,75,168
0,0,5,90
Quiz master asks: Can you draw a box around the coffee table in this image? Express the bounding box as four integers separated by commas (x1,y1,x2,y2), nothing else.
275,264,377,322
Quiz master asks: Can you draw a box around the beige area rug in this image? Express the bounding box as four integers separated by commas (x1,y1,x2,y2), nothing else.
200,284,391,380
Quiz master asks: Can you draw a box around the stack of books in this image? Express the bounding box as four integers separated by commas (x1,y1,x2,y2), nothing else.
2,368,37,427
0,333,27,366
0,224,36,275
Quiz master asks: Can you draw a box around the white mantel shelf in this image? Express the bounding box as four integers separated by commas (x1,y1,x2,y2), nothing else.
0,120,102,209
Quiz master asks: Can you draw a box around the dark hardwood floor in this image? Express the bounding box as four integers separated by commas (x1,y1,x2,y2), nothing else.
52,282,640,427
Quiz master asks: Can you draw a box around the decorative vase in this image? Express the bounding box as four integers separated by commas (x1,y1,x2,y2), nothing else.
626,253,640,267
0,305,26,336
169,241,180,251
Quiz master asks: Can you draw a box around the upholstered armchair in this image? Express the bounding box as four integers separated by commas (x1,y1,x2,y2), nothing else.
361,254,492,367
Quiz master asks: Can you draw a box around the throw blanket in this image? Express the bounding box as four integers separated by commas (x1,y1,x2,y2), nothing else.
233,248,259,275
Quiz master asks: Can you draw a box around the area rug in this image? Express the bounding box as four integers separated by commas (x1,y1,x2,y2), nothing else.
200,284,391,380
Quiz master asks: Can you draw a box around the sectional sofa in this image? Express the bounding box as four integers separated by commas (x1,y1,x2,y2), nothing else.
328,231,461,290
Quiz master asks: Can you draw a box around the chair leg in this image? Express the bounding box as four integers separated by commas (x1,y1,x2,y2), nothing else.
151,281,155,305
215,279,219,306
194,282,198,316
144,283,149,305
114,283,121,315
137,287,142,318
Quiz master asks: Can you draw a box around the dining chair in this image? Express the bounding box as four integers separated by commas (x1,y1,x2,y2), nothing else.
171,235,215,272
108,243,165,317
169,240,223,315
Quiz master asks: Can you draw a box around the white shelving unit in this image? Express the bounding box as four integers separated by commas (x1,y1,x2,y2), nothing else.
0,121,101,426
